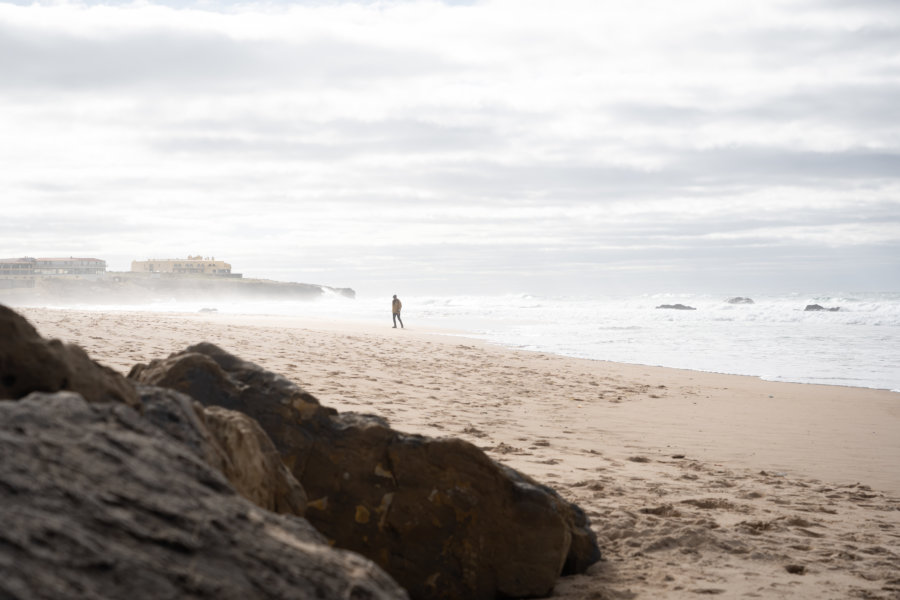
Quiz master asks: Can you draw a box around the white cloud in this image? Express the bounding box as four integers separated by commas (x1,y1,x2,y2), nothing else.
0,0,898,294
702,222,900,246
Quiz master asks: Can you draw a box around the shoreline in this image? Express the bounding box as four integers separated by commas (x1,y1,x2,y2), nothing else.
17,306,900,494
11,302,899,394
13,306,900,598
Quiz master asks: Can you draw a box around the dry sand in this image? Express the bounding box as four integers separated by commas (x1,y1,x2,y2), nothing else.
17,307,900,599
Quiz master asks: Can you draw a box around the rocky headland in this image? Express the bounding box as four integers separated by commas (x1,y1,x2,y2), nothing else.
0,272,355,305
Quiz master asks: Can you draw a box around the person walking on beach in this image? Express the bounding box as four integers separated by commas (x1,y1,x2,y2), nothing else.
392,294,404,329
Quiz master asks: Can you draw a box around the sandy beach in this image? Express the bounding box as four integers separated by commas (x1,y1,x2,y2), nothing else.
17,307,900,599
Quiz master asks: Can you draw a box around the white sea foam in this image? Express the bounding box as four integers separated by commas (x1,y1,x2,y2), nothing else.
40,291,900,392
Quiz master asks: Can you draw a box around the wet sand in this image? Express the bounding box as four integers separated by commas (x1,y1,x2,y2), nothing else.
19,307,900,599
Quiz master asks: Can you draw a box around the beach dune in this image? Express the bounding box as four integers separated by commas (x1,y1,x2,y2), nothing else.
16,308,900,599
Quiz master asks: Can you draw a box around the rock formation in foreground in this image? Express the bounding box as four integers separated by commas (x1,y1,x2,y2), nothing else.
138,383,309,516
1,305,602,600
0,392,408,600
130,343,602,600
0,304,406,599
204,403,310,515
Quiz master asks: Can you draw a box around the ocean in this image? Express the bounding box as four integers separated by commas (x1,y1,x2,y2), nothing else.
39,291,900,392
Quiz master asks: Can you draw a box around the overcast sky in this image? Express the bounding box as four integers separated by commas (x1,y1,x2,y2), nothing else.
1,0,898,296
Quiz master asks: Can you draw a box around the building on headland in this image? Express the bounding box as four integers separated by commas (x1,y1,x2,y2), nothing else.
0,256,106,288
0,257,37,288
35,257,107,277
130,256,242,278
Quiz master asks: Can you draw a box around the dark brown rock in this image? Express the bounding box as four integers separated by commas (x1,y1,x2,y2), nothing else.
130,343,602,600
0,391,408,600
204,404,308,515
0,304,139,408
137,384,307,515
137,382,232,474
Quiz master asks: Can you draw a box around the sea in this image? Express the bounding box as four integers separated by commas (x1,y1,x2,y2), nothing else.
39,291,900,392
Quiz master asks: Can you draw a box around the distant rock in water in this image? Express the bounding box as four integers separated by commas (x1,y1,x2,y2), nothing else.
726,297,755,304
199,307,218,313
130,343,602,600
804,304,840,312
656,304,697,310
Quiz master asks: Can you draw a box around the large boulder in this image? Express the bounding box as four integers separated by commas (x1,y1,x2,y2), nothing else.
204,404,309,515
130,343,602,600
0,304,139,408
0,392,408,600
138,383,307,516
137,382,232,474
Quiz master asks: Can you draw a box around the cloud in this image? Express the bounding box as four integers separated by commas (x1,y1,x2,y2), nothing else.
0,24,449,92
0,0,898,294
